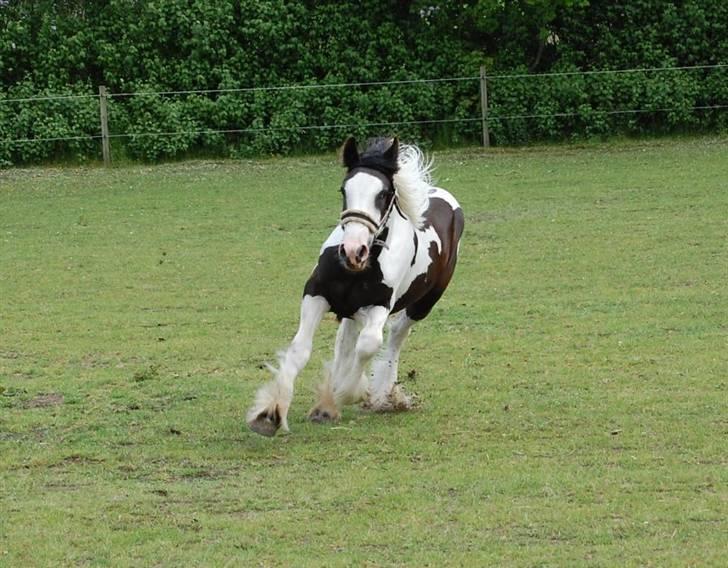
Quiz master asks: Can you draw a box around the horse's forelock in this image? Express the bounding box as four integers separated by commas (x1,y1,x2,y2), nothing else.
351,137,400,177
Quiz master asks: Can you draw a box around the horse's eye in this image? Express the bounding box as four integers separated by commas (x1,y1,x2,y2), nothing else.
378,191,388,200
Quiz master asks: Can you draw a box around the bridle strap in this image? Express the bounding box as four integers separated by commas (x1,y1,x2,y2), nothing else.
340,192,399,245
339,210,379,233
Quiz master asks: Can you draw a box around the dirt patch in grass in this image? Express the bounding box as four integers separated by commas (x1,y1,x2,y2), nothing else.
25,393,64,408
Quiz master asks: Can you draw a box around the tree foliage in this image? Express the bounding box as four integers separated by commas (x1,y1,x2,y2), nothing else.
1,0,726,164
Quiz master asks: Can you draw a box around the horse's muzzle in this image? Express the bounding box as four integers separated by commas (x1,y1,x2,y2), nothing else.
339,242,369,272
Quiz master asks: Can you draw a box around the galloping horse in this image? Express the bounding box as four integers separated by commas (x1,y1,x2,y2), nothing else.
247,136,464,436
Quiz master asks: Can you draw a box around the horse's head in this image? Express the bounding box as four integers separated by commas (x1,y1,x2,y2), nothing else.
338,136,399,272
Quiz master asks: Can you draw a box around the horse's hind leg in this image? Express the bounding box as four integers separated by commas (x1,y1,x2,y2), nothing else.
367,312,416,411
247,294,329,436
366,280,453,412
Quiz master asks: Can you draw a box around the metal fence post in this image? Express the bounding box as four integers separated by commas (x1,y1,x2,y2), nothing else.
479,65,491,148
98,85,111,166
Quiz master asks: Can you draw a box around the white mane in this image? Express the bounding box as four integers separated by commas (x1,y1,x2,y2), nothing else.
393,144,433,229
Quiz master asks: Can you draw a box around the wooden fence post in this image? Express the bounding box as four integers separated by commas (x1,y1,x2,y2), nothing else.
98,85,111,166
479,65,491,148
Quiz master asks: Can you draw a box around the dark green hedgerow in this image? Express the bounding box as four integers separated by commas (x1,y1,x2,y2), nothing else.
0,0,727,165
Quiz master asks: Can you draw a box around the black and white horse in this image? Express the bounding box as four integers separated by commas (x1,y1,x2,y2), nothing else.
248,136,464,436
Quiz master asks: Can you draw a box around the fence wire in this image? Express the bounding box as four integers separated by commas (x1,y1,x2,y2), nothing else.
108,76,479,99
8,105,727,145
2,63,726,104
0,93,100,104
485,63,728,80
2,64,727,146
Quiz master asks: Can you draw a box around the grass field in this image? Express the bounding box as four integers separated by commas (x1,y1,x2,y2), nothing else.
1,137,726,566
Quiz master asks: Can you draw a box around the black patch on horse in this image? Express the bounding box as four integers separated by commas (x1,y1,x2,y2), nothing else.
304,244,394,320
342,136,399,178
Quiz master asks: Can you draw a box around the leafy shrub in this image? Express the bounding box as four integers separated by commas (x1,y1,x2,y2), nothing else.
1,0,726,165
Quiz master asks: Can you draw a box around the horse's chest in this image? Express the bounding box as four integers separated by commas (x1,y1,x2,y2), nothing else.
305,247,394,319
328,278,391,316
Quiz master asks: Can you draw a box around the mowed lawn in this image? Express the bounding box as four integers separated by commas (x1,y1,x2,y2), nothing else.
1,137,726,566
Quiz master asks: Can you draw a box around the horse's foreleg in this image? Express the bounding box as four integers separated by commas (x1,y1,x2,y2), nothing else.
367,312,415,411
247,294,329,436
335,306,390,407
309,317,358,423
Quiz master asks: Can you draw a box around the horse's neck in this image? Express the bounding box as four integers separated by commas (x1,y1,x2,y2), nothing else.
386,205,417,246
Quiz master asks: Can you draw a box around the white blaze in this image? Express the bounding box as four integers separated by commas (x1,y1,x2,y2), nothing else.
341,172,386,268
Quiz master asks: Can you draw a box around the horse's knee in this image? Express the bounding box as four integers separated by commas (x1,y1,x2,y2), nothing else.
292,343,311,367
356,330,382,359
278,341,311,376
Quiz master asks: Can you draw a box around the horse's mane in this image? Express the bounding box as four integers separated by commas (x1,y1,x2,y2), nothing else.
393,143,432,229
357,138,432,229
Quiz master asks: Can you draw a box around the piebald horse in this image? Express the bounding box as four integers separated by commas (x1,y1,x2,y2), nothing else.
248,136,464,436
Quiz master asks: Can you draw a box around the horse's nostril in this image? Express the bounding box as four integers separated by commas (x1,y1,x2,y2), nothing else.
356,245,368,261
338,244,345,257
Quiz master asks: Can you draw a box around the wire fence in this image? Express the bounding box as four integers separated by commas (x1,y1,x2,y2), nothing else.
2,63,727,105
2,63,727,156
485,63,728,80
10,106,728,146
0,92,101,104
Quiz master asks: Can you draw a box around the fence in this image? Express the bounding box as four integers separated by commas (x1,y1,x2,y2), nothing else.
1,63,727,165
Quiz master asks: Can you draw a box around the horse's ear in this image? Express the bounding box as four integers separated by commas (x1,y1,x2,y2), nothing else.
383,136,399,166
341,136,359,169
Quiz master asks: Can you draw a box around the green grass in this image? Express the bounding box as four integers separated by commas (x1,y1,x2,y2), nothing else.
1,137,726,566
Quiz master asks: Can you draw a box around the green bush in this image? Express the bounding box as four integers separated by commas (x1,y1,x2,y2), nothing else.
0,0,726,165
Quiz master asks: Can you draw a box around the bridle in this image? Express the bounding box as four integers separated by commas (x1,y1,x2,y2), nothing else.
340,188,399,250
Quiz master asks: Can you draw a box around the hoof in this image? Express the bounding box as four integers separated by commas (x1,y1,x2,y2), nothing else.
390,385,415,411
248,407,281,437
308,407,340,423
364,385,415,413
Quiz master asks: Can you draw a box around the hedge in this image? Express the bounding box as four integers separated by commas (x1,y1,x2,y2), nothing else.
1,0,726,165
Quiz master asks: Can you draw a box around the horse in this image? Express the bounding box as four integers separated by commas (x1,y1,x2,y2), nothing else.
247,136,464,436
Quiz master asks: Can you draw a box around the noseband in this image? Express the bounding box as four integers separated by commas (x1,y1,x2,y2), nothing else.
340,190,398,249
